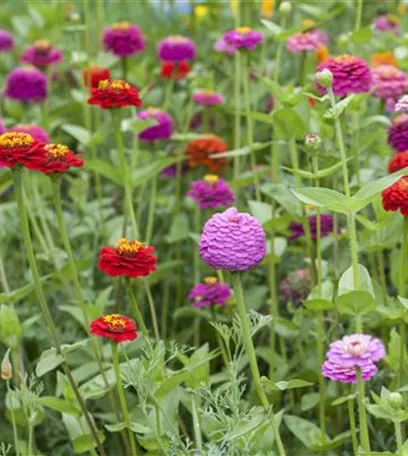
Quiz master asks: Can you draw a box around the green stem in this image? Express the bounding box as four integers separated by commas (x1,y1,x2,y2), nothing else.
121,57,128,81
0,250,10,293
111,344,138,456
299,51,307,87
143,279,160,341
7,381,19,456
194,205,201,284
395,420,403,455
231,272,286,456
145,177,157,244
347,397,358,456
191,395,202,451
355,0,363,31
356,367,370,452
397,218,408,387
273,16,287,82
125,281,148,336
211,305,229,368
233,46,241,178
316,311,326,444
111,110,139,238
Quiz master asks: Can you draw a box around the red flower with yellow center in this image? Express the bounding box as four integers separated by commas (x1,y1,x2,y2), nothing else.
25,142,84,174
98,238,157,278
87,79,142,109
389,152,408,173
382,176,408,216
0,132,36,168
90,314,137,343
160,61,190,80
186,135,228,173
82,66,111,89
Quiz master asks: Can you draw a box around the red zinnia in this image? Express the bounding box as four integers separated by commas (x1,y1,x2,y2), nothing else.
24,143,83,174
160,61,190,80
98,238,157,278
186,135,228,173
90,314,137,343
382,176,408,215
82,66,111,89
388,152,408,173
87,79,142,109
0,132,37,168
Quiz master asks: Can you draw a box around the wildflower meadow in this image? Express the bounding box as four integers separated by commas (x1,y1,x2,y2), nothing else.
2,0,408,455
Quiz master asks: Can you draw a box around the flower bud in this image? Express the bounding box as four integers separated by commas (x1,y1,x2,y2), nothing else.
304,133,321,153
388,392,403,409
1,350,12,381
315,69,333,88
279,1,291,16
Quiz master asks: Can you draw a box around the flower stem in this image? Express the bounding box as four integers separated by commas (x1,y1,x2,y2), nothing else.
7,381,19,456
191,394,202,452
143,279,160,341
145,176,157,244
316,311,326,444
273,16,288,82
233,45,242,178
231,272,286,456
125,280,148,336
356,367,370,452
355,0,364,31
12,168,106,456
398,217,408,387
111,109,139,238
194,205,201,284
395,420,403,454
111,344,138,456
347,397,358,456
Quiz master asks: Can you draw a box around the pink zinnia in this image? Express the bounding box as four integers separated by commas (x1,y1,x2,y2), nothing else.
372,65,408,102
157,35,196,61
223,27,263,51
20,40,63,68
213,37,236,55
192,90,224,106
286,29,328,54
373,14,401,35
188,175,235,209
103,22,145,56
395,95,408,113
188,277,232,308
137,108,173,142
316,55,372,97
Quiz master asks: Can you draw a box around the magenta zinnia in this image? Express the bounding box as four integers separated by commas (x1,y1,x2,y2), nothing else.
188,175,235,209
188,277,232,308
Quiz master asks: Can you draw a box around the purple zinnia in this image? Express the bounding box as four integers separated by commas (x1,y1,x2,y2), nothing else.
279,269,310,305
286,28,328,54
188,175,235,209
157,35,196,61
5,67,48,103
0,30,14,53
316,55,372,97
223,27,263,51
373,14,401,35
188,277,232,308
372,65,408,103
8,124,49,143
103,22,145,57
322,334,385,383
388,115,408,152
199,207,266,272
395,95,408,113
192,90,224,107
213,37,236,55
137,108,173,142
289,214,334,242
20,40,63,68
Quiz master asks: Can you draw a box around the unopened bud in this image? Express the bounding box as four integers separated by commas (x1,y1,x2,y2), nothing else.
1,350,12,381
315,69,333,88
388,392,403,409
279,1,291,16
305,133,321,153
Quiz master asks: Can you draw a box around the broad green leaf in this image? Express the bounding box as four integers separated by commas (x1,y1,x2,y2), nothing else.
338,264,374,296
259,77,285,101
128,422,151,433
331,394,356,406
350,26,373,44
291,187,349,213
324,95,355,120
0,304,22,349
273,108,306,139
397,296,408,312
165,213,190,243
132,156,186,187
261,19,283,35
105,422,127,433
301,393,320,411
62,124,91,146
36,348,64,377
262,378,313,391
304,299,334,311
86,159,121,185
284,415,325,450
261,183,302,215
39,397,80,416
335,290,376,316
248,200,273,226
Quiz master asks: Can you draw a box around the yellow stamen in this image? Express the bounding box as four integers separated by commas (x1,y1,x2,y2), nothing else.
117,238,144,256
0,132,35,149
103,313,126,331
301,19,316,29
204,174,219,184
333,54,354,64
236,26,251,34
98,79,130,91
34,40,50,50
45,144,69,158
113,21,130,30
204,276,218,285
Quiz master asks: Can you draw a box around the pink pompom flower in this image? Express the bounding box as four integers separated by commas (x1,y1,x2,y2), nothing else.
223,27,263,51
192,90,224,107
388,115,408,152
103,21,145,56
373,14,401,35
372,65,408,103
213,37,236,55
0,30,14,53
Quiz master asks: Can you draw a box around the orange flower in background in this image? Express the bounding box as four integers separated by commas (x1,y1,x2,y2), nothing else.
90,314,137,343
25,143,83,174
388,151,408,173
0,132,36,168
315,45,330,64
82,66,111,89
382,176,408,215
371,52,397,68
186,135,228,173
87,79,142,109
261,0,275,18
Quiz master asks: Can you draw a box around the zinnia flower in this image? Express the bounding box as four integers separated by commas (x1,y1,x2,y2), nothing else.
316,55,372,97
382,176,408,215
24,143,83,174
157,35,196,61
20,40,63,68
373,14,401,35
137,108,173,142
5,67,48,103
103,22,145,56
395,95,408,113
388,115,408,152
388,152,408,173
82,66,111,89
159,61,190,80
99,238,157,278
0,132,37,168
286,26,328,54
371,65,408,103
192,90,224,106
188,277,232,308
90,314,137,343
188,174,235,209
0,30,14,53
322,334,385,383
8,124,49,143
199,207,266,272
371,52,397,68
213,37,236,55
186,135,228,173
289,214,335,241
315,45,330,64
87,79,142,109
279,269,310,305
223,27,263,50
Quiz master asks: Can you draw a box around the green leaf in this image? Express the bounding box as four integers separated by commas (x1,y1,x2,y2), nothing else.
281,167,315,179
73,432,106,454
261,19,283,35
86,159,121,185
105,422,127,433
39,397,80,416
259,77,285,101
35,348,64,377
304,299,334,311
261,183,302,215
62,124,91,146
336,290,376,316
165,213,190,243
350,26,373,44
324,95,355,120
291,187,349,213
129,118,156,134
331,394,356,406
284,415,325,450
273,108,306,140
397,296,408,312
338,264,374,296
0,305,22,349
248,200,273,226
262,377,313,392
132,156,185,187
301,393,320,412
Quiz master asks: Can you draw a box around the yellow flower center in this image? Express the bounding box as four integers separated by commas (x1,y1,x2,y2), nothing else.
117,238,144,256
204,276,218,285
387,13,400,24
302,19,316,29
146,107,161,115
168,35,187,42
98,79,129,91
333,54,354,64
34,40,51,50
204,174,219,184
195,5,208,19
236,26,251,34
103,314,126,332
113,21,130,30
45,144,69,158
0,132,35,149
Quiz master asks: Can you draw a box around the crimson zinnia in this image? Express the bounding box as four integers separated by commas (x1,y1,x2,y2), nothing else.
382,176,408,215
26,143,83,174
98,238,157,278
388,151,408,173
0,132,36,168
90,314,137,343
82,66,111,89
87,79,142,109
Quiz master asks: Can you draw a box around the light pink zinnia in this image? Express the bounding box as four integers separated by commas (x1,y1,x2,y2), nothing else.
192,90,224,106
372,65,408,102
286,29,328,54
